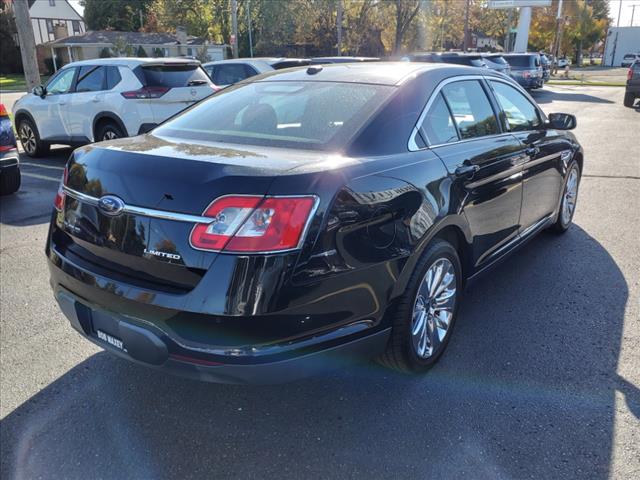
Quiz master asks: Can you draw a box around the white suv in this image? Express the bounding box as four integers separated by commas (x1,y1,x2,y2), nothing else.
13,58,217,157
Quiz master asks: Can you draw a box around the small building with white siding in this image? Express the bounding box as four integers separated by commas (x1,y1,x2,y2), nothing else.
28,0,86,45
603,27,640,67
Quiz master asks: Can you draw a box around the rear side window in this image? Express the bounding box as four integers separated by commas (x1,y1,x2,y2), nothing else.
76,66,105,92
421,92,458,145
139,65,210,87
106,66,122,90
490,81,541,132
441,80,499,140
154,81,394,151
214,64,253,85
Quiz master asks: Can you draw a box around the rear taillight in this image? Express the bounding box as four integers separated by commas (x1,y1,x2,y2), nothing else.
0,103,8,117
523,70,531,78
121,86,170,99
0,145,16,152
190,195,317,253
628,68,633,81
53,166,68,211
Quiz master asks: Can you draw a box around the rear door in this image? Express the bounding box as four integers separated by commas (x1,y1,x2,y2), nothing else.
421,79,525,269
136,63,216,122
66,65,107,141
488,79,565,232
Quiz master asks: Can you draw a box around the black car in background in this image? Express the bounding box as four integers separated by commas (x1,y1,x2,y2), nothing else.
0,103,20,196
503,53,544,89
482,54,511,76
624,61,640,107
403,52,488,68
47,63,582,383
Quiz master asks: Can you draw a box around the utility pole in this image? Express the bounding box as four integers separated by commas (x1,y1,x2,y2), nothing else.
336,0,343,56
463,0,470,52
247,0,253,58
13,0,41,91
552,0,564,73
617,0,623,27
231,0,238,58
630,4,640,26
504,8,513,53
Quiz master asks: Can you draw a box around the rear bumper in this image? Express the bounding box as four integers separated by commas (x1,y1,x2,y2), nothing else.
625,84,640,95
0,152,19,169
54,286,390,384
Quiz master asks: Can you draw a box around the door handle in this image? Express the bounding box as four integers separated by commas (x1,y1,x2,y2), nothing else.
525,146,540,157
455,163,480,178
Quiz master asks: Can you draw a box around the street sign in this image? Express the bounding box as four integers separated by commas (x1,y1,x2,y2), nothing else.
488,0,551,8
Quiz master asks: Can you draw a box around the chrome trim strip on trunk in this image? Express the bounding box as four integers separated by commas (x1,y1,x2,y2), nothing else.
63,186,216,224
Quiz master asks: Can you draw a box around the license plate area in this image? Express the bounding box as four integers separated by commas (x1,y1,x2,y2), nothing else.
97,330,125,351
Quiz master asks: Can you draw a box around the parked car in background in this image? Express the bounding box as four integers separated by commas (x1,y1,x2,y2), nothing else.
309,56,380,64
624,61,640,107
540,53,551,82
621,53,640,68
47,63,583,384
0,103,20,196
402,52,489,68
203,58,310,87
557,56,570,68
482,54,511,76
503,53,543,89
12,58,217,157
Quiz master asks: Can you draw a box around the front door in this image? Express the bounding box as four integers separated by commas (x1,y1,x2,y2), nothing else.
488,80,565,232
422,79,525,270
32,67,76,141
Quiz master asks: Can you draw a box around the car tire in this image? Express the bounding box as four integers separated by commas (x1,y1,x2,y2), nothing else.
623,92,636,108
0,166,21,196
17,118,49,158
551,160,581,234
96,122,125,142
378,239,462,373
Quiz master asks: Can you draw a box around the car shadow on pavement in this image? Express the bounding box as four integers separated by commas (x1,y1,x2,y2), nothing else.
531,89,615,104
1,225,635,479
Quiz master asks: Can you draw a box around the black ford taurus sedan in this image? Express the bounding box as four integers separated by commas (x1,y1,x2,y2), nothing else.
47,63,582,383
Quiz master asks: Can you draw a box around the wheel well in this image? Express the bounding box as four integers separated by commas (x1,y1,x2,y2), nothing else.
93,114,127,139
14,111,31,129
433,225,471,282
573,151,583,173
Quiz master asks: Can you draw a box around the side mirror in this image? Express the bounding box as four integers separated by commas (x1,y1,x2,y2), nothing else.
547,112,576,130
33,85,46,97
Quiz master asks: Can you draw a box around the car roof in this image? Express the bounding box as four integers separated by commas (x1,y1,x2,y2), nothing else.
58,57,201,69
249,62,500,86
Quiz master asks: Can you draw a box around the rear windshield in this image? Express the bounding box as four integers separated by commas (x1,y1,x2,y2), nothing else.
505,55,535,67
442,56,486,67
139,64,210,87
154,81,394,150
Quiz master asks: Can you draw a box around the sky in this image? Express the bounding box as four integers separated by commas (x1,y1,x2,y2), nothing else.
68,0,638,28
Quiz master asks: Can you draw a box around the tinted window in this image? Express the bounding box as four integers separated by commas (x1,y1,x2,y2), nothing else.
441,80,499,139
214,64,252,85
490,81,541,132
422,92,458,145
46,68,75,94
155,81,393,151
106,66,122,90
505,55,534,67
75,66,105,92
487,56,508,65
140,65,210,87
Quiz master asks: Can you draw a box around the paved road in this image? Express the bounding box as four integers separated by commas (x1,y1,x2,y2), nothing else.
1,86,639,479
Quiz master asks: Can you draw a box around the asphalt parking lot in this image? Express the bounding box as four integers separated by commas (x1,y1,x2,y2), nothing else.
1,85,638,479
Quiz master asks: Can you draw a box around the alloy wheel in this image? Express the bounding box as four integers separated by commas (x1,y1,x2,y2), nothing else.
103,130,118,141
561,166,579,225
411,258,457,359
19,124,37,154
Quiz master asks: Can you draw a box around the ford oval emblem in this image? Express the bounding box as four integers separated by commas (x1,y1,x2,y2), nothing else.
98,195,125,216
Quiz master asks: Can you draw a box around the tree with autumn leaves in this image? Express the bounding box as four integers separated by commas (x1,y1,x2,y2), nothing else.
80,0,610,60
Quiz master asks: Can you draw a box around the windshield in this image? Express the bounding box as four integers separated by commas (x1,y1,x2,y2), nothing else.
154,81,394,150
